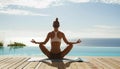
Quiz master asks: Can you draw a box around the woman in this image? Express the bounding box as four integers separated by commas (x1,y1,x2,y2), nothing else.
31,18,81,59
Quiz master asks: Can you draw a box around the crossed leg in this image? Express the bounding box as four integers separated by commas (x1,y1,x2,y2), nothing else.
39,43,51,58
39,43,73,59
61,44,73,58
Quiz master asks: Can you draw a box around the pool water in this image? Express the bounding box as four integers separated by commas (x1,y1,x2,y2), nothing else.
0,46,120,56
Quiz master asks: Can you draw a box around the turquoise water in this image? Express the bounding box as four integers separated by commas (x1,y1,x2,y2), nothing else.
0,46,120,56
1,38,120,56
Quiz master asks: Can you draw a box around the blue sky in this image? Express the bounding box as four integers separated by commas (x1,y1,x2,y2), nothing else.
0,0,120,46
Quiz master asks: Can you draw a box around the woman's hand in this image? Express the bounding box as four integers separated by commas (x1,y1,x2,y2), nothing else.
31,39,37,44
31,39,44,44
68,39,81,44
76,39,81,44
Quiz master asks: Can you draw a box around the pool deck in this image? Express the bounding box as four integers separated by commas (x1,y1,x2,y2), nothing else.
0,56,120,69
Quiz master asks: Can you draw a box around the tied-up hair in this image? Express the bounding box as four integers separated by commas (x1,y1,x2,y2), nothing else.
53,18,60,28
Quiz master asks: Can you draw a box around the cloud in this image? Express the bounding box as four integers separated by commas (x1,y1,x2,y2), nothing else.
79,25,120,38
61,25,120,38
69,0,90,3
69,0,120,5
61,24,120,38
0,0,120,16
98,0,120,4
0,0,120,9
0,0,62,9
0,8,49,16
93,25,116,29
0,0,62,16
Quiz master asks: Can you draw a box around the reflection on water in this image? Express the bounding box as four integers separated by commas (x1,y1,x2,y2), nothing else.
0,46,25,55
9,46,24,51
0,47,4,55
0,46,42,56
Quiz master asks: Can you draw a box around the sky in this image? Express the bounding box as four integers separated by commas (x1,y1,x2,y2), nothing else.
0,0,120,46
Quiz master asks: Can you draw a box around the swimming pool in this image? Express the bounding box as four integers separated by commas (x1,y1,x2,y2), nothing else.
0,46,120,56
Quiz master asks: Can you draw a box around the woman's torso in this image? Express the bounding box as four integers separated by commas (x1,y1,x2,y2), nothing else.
50,31,63,54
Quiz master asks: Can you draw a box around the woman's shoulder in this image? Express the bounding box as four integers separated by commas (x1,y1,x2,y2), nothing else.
48,31,53,34
58,31,64,35
48,31,55,35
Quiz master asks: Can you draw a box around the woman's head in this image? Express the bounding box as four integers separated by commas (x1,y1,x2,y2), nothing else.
53,18,60,28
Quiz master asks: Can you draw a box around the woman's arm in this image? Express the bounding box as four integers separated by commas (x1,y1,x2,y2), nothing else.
31,32,51,44
62,33,81,44
62,33,70,44
42,32,51,44
69,39,81,44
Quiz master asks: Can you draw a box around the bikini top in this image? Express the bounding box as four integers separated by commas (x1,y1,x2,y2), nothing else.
51,31,61,42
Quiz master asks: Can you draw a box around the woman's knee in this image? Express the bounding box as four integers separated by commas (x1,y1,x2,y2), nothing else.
39,44,45,50
39,43,44,47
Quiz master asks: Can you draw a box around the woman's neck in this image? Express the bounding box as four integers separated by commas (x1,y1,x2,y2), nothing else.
54,28,59,32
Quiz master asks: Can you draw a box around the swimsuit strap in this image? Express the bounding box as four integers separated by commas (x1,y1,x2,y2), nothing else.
51,31,61,42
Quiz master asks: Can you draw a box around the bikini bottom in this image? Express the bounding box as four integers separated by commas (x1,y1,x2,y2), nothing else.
49,52,63,59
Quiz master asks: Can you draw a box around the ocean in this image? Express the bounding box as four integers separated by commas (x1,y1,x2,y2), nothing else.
0,38,120,56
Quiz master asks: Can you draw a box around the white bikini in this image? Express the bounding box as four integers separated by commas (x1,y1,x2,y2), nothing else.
51,32,61,42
